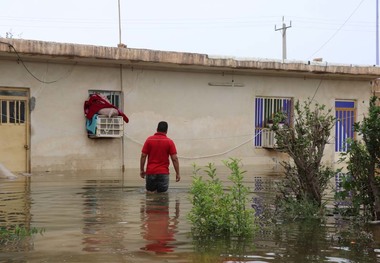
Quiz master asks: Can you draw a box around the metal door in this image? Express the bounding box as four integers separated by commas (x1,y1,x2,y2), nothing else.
0,88,30,173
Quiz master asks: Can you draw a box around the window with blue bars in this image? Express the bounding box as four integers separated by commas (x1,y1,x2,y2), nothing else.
254,97,292,147
335,100,355,152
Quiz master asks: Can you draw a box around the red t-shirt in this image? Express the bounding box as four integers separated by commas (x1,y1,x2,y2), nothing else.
142,132,177,175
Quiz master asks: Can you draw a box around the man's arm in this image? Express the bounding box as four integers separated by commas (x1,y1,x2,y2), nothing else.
170,154,180,182
140,153,147,178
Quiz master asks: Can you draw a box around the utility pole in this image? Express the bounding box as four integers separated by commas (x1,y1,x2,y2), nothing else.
118,0,122,45
377,0,379,65
275,16,292,62
117,0,127,47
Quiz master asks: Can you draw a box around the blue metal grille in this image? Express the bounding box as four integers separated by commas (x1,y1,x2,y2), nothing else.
335,100,355,152
254,97,292,147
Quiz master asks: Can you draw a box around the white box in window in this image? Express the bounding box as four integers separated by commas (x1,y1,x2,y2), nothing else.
90,116,123,138
262,129,277,148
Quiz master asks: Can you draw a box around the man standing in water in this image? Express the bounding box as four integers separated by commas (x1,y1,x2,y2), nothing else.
140,121,180,192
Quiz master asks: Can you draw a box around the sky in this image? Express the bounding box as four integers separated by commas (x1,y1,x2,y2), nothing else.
0,0,378,66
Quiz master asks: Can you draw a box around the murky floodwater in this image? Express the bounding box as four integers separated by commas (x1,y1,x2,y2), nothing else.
1,169,380,263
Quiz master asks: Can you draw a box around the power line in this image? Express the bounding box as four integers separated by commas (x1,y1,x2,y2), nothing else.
308,0,366,60
0,41,76,84
0,14,374,31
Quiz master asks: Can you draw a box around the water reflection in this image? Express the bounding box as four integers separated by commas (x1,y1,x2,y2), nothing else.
0,176,33,252
140,192,179,254
272,220,331,262
82,180,105,252
81,179,133,253
0,171,379,263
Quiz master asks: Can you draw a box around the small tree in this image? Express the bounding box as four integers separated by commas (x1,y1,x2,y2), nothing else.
273,99,336,213
338,96,380,221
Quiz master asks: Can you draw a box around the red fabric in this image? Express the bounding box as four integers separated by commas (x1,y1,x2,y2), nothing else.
142,202,175,253
143,242,175,253
142,132,177,175
84,94,129,123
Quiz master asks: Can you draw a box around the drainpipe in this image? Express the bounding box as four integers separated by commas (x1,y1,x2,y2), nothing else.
118,0,126,174
120,65,125,173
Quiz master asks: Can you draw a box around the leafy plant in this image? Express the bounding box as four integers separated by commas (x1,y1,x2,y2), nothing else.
0,225,44,241
188,158,256,237
224,159,256,236
272,99,336,218
337,96,380,221
275,193,326,221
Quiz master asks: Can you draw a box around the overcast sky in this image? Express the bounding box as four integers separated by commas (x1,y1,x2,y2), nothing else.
0,0,378,66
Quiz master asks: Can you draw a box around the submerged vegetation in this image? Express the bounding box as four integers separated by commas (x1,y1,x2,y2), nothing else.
0,225,44,246
187,97,380,260
337,95,380,221
188,158,256,238
272,99,336,219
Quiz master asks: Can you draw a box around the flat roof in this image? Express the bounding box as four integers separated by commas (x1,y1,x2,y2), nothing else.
1,38,380,80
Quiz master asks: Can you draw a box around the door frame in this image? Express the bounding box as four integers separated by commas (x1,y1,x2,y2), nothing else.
0,87,30,173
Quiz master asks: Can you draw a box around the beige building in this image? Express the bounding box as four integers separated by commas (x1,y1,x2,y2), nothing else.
0,38,379,175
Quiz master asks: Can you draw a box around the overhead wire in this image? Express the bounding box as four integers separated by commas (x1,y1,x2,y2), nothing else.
1,14,373,31
123,131,260,160
302,0,369,150
0,41,76,84
308,0,367,60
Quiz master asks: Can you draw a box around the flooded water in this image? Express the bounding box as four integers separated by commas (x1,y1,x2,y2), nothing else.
1,169,380,263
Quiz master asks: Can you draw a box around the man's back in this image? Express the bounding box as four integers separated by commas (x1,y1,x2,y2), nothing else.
140,121,180,193
142,132,176,174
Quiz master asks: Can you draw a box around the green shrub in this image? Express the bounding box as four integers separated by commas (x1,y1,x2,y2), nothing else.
0,225,44,241
275,194,326,221
337,96,380,221
188,158,256,237
273,99,336,207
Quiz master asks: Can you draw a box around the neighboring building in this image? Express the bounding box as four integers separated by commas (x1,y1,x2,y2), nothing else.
0,38,379,175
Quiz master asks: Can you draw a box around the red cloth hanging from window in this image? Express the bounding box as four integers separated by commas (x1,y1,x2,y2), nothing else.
84,94,129,123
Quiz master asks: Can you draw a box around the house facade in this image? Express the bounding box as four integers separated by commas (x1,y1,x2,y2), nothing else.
0,38,379,175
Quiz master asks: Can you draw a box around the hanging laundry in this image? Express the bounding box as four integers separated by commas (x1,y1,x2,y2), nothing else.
84,94,129,123
86,113,98,135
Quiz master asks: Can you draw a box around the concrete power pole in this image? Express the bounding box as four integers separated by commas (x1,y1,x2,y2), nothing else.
117,0,127,48
118,0,122,45
377,0,379,65
275,17,292,62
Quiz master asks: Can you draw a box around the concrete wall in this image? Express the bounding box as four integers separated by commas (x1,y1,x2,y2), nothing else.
0,57,373,173
123,68,372,172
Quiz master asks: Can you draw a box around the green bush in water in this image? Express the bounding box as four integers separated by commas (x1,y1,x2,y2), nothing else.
0,225,44,241
188,158,256,237
274,194,326,221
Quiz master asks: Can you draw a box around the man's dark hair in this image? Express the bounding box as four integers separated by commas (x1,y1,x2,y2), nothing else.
157,121,168,133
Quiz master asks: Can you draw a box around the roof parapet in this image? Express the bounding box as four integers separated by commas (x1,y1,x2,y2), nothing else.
0,38,379,79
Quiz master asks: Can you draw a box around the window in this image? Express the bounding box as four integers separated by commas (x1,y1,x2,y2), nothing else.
335,100,355,152
86,90,124,138
0,90,28,97
0,95,27,125
254,97,292,147
88,90,121,108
